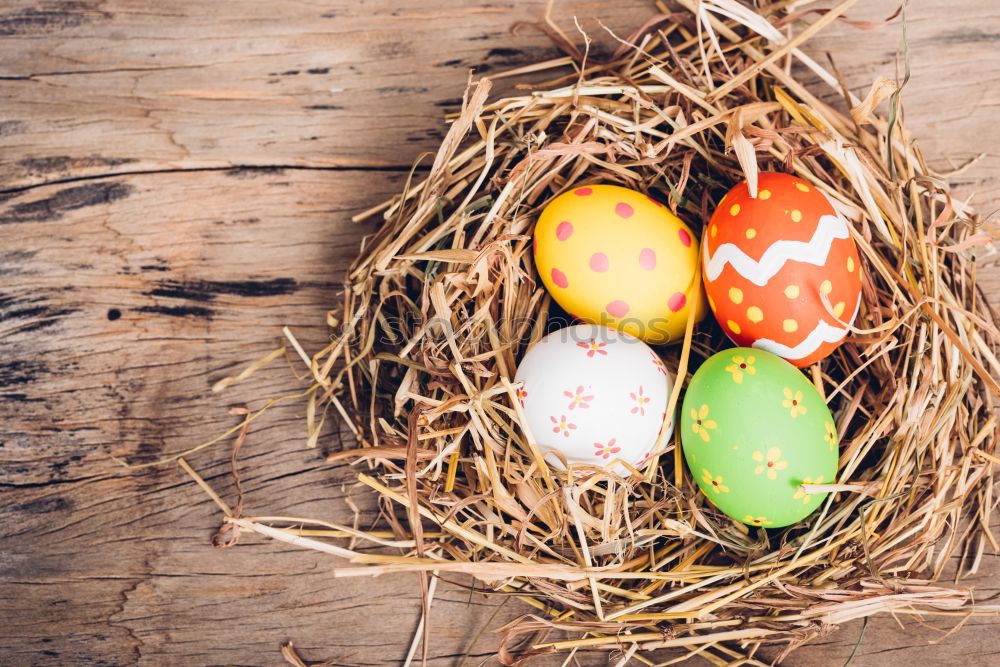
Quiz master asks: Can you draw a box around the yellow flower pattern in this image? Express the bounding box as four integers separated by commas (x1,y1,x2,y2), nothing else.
689,404,717,442
744,515,773,527
824,421,837,450
685,360,836,525
724,354,757,384
782,387,807,418
701,468,730,494
752,447,788,480
793,475,824,503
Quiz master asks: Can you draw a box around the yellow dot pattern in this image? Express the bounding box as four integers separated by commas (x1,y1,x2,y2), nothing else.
758,189,771,200
847,257,855,272
746,306,763,323
745,228,756,239
820,280,832,295
730,204,741,216
727,320,742,335
833,301,845,318
710,224,718,238
728,287,743,304
784,285,800,299
790,209,802,223
795,182,810,192
783,319,798,333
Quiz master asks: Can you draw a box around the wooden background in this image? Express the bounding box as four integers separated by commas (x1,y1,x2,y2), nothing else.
2,0,998,664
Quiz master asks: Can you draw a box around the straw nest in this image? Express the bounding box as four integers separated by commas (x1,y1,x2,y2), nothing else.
173,0,1000,663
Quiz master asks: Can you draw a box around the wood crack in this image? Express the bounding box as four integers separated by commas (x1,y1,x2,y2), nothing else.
1,163,431,196
0,64,211,81
0,473,121,489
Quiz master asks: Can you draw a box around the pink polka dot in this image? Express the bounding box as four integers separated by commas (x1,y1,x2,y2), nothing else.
668,292,686,312
589,252,609,272
551,268,568,289
646,195,663,207
639,248,656,271
574,187,592,196
556,221,574,241
678,228,692,247
533,236,538,253
606,300,629,318
615,202,634,218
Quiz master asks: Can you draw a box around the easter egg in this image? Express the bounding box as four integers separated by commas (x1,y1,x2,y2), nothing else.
702,172,862,367
680,348,838,528
534,185,705,344
514,324,672,471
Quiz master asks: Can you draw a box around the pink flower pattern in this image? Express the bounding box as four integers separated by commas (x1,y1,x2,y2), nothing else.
563,385,594,410
577,339,608,358
550,415,577,438
630,386,650,416
515,387,528,407
650,352,668,376
593,438,621,460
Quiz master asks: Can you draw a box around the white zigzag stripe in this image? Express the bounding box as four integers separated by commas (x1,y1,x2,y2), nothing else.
752,295,862,361
704,213,850,286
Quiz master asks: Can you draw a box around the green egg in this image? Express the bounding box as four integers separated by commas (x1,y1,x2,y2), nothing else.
681,348,839,528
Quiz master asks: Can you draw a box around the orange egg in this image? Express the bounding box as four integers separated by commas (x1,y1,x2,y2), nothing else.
702,172,862,367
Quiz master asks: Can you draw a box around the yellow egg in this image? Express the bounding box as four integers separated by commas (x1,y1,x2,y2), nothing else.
534,184,705,344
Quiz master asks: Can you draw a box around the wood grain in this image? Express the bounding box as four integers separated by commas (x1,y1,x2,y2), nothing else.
2,0,998,664
0,0,649,189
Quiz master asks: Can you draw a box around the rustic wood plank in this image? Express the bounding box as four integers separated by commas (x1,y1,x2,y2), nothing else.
0,0,652,189
2,0,999,664
0,169,615,665
1,169,373,474
1,1,998,202
0,170,432,663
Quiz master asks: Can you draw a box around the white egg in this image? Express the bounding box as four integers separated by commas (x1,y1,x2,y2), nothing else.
514,324,672,472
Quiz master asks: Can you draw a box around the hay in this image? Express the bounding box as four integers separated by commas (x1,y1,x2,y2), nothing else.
163,0,1000,663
